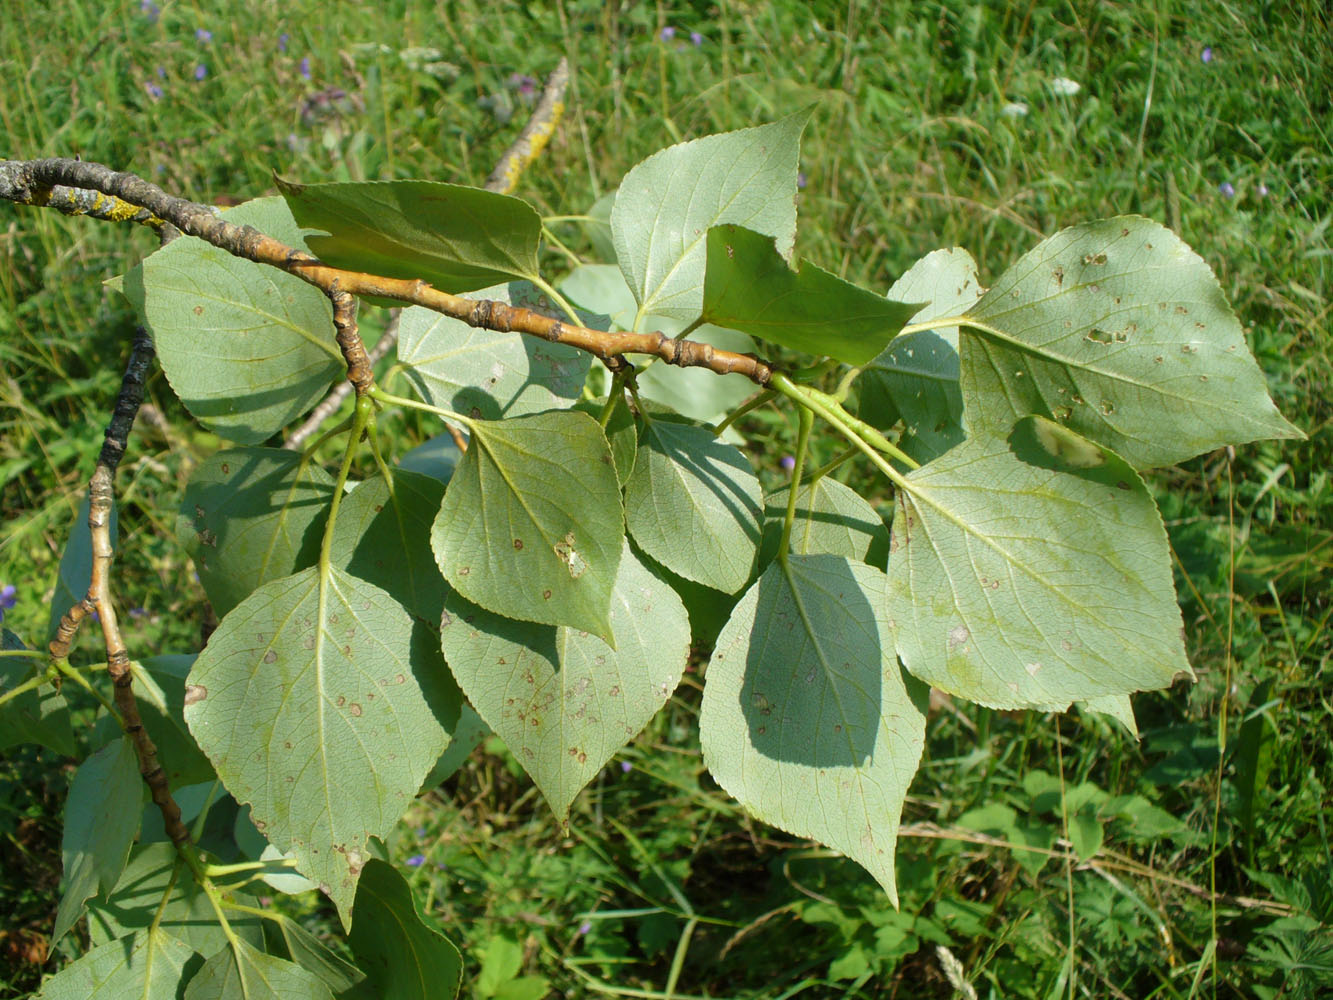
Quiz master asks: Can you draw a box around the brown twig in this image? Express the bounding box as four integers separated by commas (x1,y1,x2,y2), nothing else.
0,157,775,387
47,331,191,847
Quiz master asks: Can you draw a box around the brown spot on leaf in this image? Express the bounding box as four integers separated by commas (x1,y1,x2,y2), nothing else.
184,684,207,705
349,702,362,717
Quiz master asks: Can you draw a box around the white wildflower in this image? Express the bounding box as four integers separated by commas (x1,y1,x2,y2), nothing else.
1001,101,1030,118
1050,76,1081,96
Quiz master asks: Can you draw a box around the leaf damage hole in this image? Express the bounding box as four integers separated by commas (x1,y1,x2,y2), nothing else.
553,532,589,578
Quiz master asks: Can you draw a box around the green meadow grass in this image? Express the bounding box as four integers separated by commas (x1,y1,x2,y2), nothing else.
2,1,1330,996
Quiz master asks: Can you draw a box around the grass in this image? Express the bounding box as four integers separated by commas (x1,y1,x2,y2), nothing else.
2,0,1331,996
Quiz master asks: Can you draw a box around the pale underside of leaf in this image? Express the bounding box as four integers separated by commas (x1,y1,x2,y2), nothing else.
887,417,1192,710
701,556,925,905
962,216,1302,469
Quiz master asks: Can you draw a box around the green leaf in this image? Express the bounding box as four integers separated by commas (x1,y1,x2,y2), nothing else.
418,703,489,792
397,430,463,484
700,556,926,905
559,263,761,424
1080,693,1138,738
277,177,542,292
271,917,366,995
177,447,335,619
329,467,448,624
34,929,198,1000
859,248,982,464
124,656,215,788
87,842,264,955
439,542,689,822
1068,809,1105,861
47,491,117,643
345,859,463,1000
431,410,624,641
702,225,920,365
611,112,810,322
124,197,342,445
184,567,460,926
887,416,1192,710
961,216,1304,468
54,737,142,943
397,281,591,420
574,396,637,487
760,477,890,567
184,940,333,1000
1,631,75,755
625,421,762,594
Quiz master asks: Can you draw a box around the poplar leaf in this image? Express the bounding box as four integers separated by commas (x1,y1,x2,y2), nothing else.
612,113,809,321
887,416,1192,710
961,216,1303,468
277,176,542,291
34,929,197,1000
701,556,925,905
432,410,623,641
184,939,333,1000
702,225,920,365
177,448,334,618
184,567,460,926
624,421,762,594
440,543,689,822
760,477,889,567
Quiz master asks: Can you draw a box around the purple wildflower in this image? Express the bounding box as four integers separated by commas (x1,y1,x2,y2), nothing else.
578,921,592,936
1201,46,1213,64
1219,181,1235,198
620,761,632,773
299,56,311,80
278,33,289,53
1257,182,1270,197
156,66,166,79
405,853,426,867
139,0,159,22
145,81,163,100
797,171,807,189
0,584,15,623
195,28,212,43
129,607,147,620
194,64,207,81
660,26,676,41
691,31,703,46
780,455,796,472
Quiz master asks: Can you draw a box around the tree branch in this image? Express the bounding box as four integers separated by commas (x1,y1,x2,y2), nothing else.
0,157,775,387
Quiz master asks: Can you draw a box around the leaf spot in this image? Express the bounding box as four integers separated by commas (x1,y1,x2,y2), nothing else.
542,588,552,600
947,625,970,649
1025,661,1043,676
184,684,207,705
349,702,362,717
513,538,524,550
553,532,589,578
459,566,471,576
263,650,277,664
1082,252,1107,265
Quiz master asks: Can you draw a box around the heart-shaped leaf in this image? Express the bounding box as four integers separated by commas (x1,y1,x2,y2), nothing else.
277,177,542,292
887,416,1192,709
431,410,623,641
122,197,342,445
184,566,460,925
700,556,926,905
961,216,1303,468
624,421,762,594
702,225,920,365
439,542,689,823
347,859,463,1000
611,112,809,322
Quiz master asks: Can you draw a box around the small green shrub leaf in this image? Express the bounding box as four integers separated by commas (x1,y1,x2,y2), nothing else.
700,556,926,905
625,421,762,594
184,567,460,925
962,216,1304,468
432,410,623,641
887,416,1191,709
53,737,141,944
398,281,591,420
439,542,689,823
612,113,809,322
177,448,334,619
124,197,342,445
760,477,890,567
702,225,920,365
34,929,197,1000
346,859,464,1000
859,248,982,464
277,177,542,291
329,467,447,624
185,939,333,1000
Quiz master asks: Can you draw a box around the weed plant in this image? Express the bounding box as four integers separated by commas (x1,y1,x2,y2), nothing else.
1,1,1330,997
